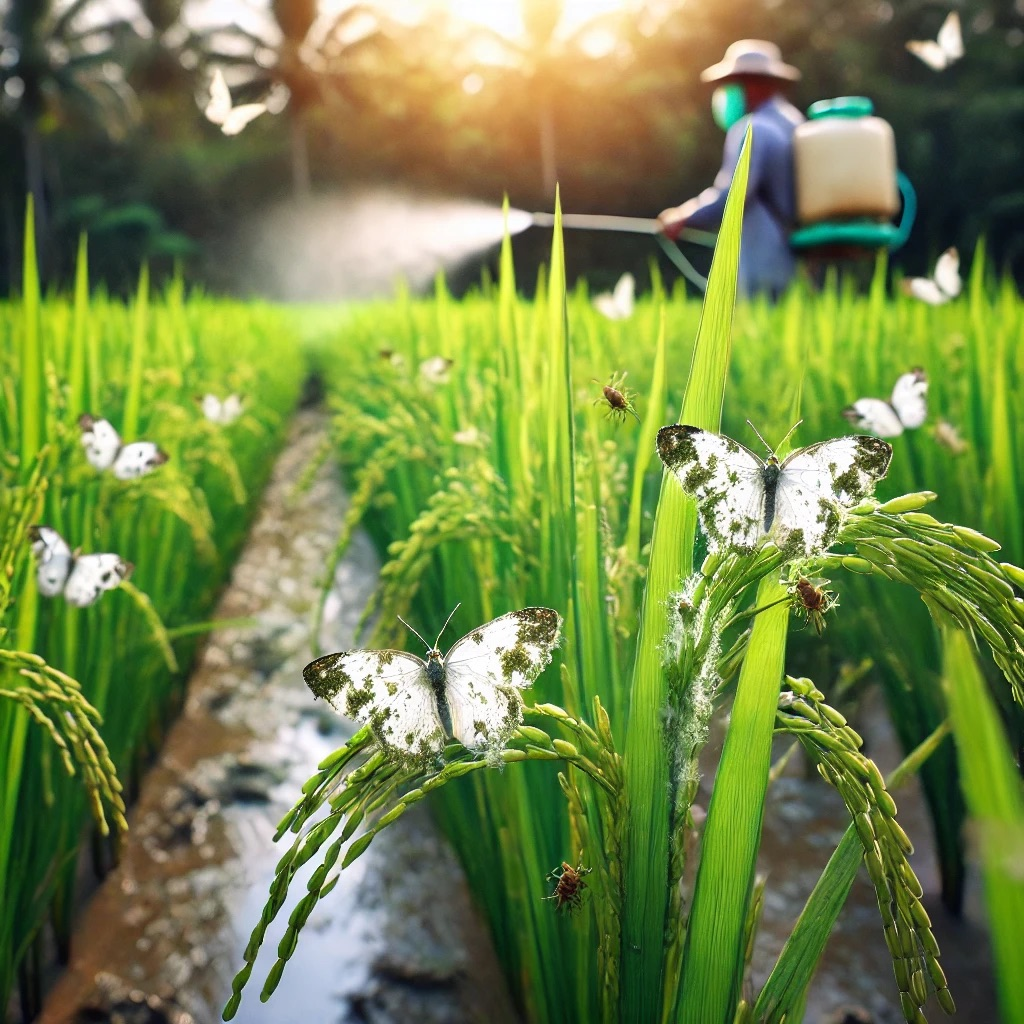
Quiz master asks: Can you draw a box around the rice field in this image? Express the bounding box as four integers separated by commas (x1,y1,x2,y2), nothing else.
3,168,1024,1024
0,207,305,1017
232,194,1024,1020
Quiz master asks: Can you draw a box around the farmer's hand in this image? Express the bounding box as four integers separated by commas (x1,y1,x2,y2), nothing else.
658,206,687,242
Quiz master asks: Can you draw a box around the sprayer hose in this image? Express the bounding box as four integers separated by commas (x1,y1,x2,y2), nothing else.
656,235,709,292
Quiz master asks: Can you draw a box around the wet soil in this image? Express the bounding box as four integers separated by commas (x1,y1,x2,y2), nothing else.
751,687,999,1024
38,409,518,1024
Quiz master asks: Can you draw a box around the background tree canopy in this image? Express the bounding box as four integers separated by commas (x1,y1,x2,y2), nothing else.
0,0,1021,296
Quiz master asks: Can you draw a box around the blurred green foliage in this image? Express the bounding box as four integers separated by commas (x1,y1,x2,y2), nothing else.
0,0,1021,294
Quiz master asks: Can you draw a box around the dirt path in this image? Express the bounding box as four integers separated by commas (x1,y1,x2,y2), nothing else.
38,408,518,1024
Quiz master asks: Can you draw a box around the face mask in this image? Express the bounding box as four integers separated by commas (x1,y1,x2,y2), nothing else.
712,84,746,132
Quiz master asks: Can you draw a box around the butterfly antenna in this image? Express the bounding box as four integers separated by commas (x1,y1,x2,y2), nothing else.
747,419,804,457
774,420,804,456
434,603,462,649
397,615,432,652
746,420,774,456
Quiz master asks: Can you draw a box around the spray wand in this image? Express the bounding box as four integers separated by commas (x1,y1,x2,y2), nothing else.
528,212,715,291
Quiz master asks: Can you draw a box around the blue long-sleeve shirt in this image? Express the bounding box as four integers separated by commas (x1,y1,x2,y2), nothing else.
682,95,805,297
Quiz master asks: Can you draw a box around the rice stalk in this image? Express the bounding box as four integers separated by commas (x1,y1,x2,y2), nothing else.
0,251,305,1014
940,627,1024,1024
223,710,622,1021
619,128,752,1024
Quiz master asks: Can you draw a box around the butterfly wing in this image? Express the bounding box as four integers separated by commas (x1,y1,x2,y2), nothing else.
111,442,168,480
614,273,635,317
221,104,267,136
594,273,634,320
905,40,948,71
443,674,522,751
205,68,232,125
773,436,893,556
842,397,905,438
303,650,445,759
937,11,964,62
63,554,132,607
593,292,617,319
443,608,562,750
29,526,73,597
902,276,948,305
419,356,453,384
889,369,928,430
933,247,961,299
222,395,244,422
657,425,767,552
201,394,223,422
79,415,121,471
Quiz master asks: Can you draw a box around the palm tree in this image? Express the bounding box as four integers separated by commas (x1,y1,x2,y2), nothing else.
269,0,317,195
195,2,398,199
521,0,564,197
447,0,632,199
0,0,141,272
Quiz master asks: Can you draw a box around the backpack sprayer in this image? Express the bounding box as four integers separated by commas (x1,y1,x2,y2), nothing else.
529,96,916,293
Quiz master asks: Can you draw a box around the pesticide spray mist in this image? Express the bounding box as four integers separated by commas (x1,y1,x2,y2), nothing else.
226,190,535,301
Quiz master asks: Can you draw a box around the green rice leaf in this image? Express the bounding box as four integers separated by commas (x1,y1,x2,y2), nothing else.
620,126,751,1023
68,235,89,413
941,627,1024,1024
625,308,667,563
754,829,861,1024
675,572,788,1023
122,263,149,440
19,195,43,467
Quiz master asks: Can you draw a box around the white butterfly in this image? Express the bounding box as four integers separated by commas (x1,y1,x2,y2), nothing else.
419,356,454,385
593,273,635,321
303,606,563,761
656,423,893,558
79,414,168,479
902,247,961,305
906,12,964,71
204,68,268,136
29,526,133,607
843,368,928,438
201,393,244,425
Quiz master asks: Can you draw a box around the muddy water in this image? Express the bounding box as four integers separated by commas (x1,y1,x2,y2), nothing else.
39,409,517,1024
751,687,999,1023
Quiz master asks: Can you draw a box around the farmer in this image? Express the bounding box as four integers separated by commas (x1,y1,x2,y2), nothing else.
658,40,805,298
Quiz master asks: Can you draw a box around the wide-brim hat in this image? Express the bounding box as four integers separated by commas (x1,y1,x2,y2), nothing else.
700,40,801,83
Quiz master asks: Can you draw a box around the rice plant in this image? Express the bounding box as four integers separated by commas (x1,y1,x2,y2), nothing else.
229,135,1024,1024
723,258,1024,915
0,208,305,1019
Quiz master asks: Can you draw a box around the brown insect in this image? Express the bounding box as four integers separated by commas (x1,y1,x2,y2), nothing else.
544,859,593,913
790,577,838,635
593,373,640,424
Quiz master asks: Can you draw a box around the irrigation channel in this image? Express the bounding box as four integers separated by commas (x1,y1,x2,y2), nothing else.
36,409,517,1024
33,407,999,1024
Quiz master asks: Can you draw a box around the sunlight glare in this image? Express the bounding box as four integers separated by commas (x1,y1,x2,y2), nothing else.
444,0,635,43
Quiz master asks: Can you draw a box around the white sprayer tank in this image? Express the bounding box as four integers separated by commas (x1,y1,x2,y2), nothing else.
793,96,899,225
